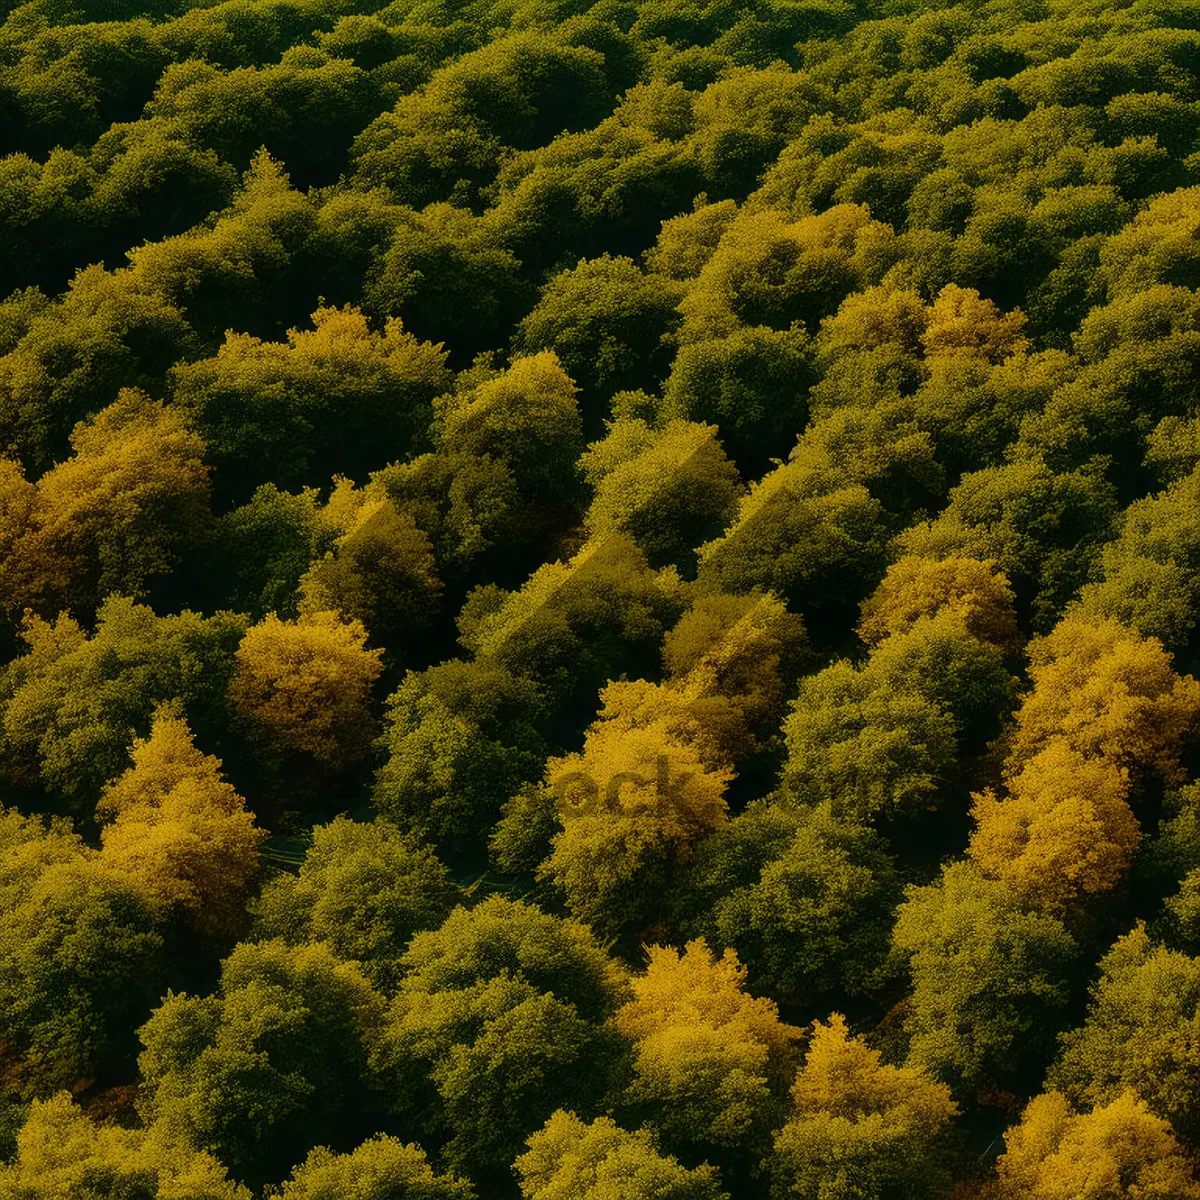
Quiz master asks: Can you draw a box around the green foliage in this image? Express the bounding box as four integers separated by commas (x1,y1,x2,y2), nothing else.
893,861,1078,1097
137,939,388,1189
0,599,245,814
1050,924,1200,1141
682,801,900,1005
254,816,458,988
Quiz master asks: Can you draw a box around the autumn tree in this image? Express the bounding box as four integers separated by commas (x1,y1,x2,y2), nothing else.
0,389,210,619
515,1112,727,1200
615,939,797,1160
540,717,731,935
1009,613,1200,783
0,1092,249,1200
857,555,1020,653
968,742,1140,913
771,1014,959,1200
988,1090,1200,1200
229,610,383,771
96,708,264,938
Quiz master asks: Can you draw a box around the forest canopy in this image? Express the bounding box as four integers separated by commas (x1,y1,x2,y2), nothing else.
2,0,1200,1194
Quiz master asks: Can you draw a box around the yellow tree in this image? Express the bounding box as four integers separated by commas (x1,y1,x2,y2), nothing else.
857,555,1020,652
97,709,264,937
0,1092,250,1200
920,284,1028,362
772,1014,959,1200
969,741,1140,912
0,389,210,617
615,939,797,1155
1010,613,1200,782
989,1090,1200,1200
540,719,730,934
229,610,384,769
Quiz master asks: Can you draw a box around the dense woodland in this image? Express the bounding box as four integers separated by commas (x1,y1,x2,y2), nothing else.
2,0,1200,1194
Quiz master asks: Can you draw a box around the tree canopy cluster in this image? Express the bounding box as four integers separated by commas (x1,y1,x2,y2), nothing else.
3,0,1200,1194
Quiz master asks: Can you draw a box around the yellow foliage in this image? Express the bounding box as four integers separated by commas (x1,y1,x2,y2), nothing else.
1010,614,1200,781
97,710,263,936
857,555,1020,651
991,1090,1200,1200
969,741,1139,911
0,390,210,616
921,284,1028,362
790,1013,957,1126
229,610,383,767
615,939,797,1147
540,719,730,930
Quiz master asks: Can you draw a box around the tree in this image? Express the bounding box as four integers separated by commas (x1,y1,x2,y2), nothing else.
780,660,958,821
898,455,1117,631
0,1092,249,1200
514,255,682,405
276,1135,474,1200
892,861,1078,1096
968,741,1139,913
661,325,815,469
1008,614,1200,784
378,898,628,1181
137,940,387,1190
1077,465,1200,659
171,304,450,498
581,418,743,570
0,389,210,619
662,590,808,757
695,457,887,619
229,610,383,771
254,816,457,989
857,555,1020,652
771,1014,959,1200
97,708,264,938
988,1090,1200,1200
460,532,684,704
515,1111,727,1200
435,351,583,507
0,835,164,1099
0,599,245,815
683,801,900,1005
1049,925,1200,1141
297,496,443,654
540,717,731,935
372,660,546,851
615,939,797,1158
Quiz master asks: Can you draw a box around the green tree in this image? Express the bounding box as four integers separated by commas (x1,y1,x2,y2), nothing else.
1049,925,1200,1141
137,940,387,1190
893,861,1078,1096
276,1136,474,1200
254,816,457,989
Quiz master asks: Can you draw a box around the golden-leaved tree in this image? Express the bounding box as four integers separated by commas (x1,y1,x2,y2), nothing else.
97,708,264,937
